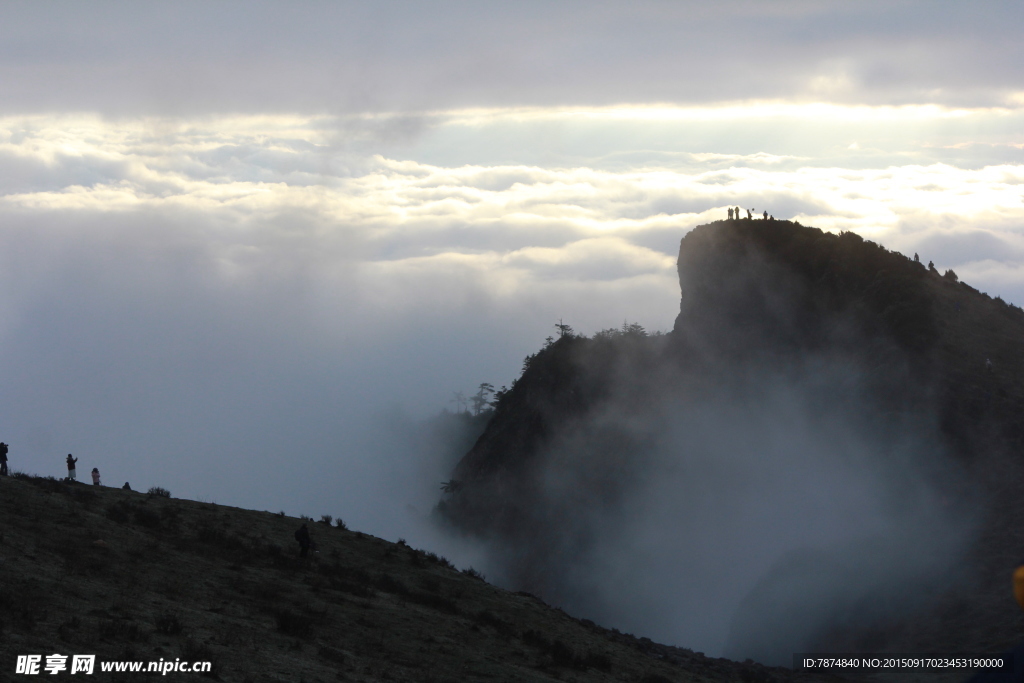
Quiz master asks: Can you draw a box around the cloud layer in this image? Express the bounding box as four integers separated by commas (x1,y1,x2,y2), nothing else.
2,2,1023,113
0,110,1020,538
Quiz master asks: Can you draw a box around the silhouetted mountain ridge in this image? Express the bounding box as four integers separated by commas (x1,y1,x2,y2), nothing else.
675,219,1024,458
450,218,1024,484
440,218,1024,668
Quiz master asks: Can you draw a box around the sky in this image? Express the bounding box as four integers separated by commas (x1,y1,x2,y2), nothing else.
1,0,1023,598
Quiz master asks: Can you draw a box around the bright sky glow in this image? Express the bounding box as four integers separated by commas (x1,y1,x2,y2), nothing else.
442,101,995,125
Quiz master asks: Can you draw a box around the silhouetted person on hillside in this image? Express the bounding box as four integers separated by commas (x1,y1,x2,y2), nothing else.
66,454,78,482
735,206,740,219
91,468,101,486
763,210,768,220
295,523,311,558
122,482,131,490
728,207,733,220
0,442,8,476
746,209,753,220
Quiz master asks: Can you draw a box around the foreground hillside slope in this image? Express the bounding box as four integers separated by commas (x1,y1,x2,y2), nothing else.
0,475,842,682
440,218,1024,664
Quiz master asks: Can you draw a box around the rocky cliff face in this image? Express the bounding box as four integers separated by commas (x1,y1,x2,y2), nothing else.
675,219,1024,461
440,219,1024,665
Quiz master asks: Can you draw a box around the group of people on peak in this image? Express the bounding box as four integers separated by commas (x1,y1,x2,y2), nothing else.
64,453,130,489
727,207,774,221
64,454,99,484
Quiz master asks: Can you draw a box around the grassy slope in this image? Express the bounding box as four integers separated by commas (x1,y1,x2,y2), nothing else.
0,475,843,683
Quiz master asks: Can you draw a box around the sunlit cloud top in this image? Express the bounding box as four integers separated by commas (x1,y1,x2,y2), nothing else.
443,102,994,125
1,107,1022,294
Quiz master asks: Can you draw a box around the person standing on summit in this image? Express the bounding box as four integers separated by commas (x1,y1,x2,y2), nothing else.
0,442,8,476
66,453,78,481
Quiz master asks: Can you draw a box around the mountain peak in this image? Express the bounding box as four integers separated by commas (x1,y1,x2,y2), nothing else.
440,218,1024,663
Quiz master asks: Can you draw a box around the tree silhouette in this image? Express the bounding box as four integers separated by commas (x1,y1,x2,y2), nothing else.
440,480,463,494
471,383,495,415
490,385,509,408
621,321,647,336
450,391,468,413
555,319,574,338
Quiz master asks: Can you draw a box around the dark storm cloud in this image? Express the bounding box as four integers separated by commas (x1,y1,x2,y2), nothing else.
0,1,1022,114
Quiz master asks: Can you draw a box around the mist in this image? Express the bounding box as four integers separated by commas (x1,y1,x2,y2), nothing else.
0,205,675,536
453,361,973,661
